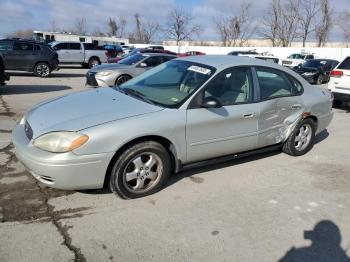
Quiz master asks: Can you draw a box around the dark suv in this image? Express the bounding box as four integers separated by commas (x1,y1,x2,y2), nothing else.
0,38,59,77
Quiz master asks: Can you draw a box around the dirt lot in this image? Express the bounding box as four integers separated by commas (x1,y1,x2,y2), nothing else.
0,68,350,262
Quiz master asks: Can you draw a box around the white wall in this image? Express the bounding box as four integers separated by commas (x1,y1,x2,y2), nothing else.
164,45,350,61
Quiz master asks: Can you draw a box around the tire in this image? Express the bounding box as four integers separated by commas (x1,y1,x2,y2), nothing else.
88,57,100,68
34,62,51,77
81,63,89,68
316,75,323,85
115,75,131,86
109,141,171,199
282,118,316,156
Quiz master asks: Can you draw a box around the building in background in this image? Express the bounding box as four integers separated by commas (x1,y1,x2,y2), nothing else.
33,31,129,46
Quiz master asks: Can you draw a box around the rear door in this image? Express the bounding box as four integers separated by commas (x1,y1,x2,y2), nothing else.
255,67,305,148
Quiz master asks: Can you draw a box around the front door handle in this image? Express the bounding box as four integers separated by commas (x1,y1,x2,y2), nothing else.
243,113,256,119
290,104,302,110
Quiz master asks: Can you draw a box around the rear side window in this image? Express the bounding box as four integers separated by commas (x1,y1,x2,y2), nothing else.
256,67,294,100
34,45,41,51
337,57,350,70
0,41,13,51
14,42,33,51
144,56,163,67
286,75,303,95
83,43,97,50
69,43,81,50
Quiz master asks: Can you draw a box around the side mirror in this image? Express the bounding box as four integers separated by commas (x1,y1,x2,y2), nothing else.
139,62,147,68
202,96,222,108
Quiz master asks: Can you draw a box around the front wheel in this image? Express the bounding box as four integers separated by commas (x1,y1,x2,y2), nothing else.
115,75,131,86
109,141,171,199
282,118,316,156
34,62,51,77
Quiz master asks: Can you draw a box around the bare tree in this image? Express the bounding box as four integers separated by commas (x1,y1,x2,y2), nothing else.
108,17,118,36
315,0,332,47
73,17,87,35
338,11,350,40
164,7,201,46
92,27,106,37
117,17,127,38
142,22,161,44
298,0,320,47
214,3,257,47
49,20,59,32
260,0,300,47
6,29,33,39
260,0,282,46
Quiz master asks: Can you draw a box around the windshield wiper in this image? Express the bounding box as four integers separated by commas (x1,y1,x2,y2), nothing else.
121,88,158,106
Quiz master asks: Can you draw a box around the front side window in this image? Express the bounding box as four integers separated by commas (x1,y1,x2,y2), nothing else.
203,67,253,106
256,67,294,100
14,42,33,51
143,56,163,67
118,60,215,108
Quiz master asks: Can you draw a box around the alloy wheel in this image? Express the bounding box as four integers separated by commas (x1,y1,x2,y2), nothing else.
294,123,312,151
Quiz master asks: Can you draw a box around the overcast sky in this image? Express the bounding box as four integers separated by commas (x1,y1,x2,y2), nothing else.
0,0,349,42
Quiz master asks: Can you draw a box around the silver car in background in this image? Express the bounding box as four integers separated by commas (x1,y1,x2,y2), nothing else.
12,56,333,199
86,53,176,87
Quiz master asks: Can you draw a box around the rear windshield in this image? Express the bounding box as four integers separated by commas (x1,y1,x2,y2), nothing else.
338,57,350,70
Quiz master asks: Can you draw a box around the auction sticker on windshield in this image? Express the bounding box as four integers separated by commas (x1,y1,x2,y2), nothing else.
188,65,211,75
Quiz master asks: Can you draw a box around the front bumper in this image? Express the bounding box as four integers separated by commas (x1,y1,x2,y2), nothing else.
12,123,114,190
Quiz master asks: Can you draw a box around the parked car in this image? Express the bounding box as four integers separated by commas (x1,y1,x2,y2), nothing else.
178,51,206,57
0,52,10,86
281,53,314,68
86,53,176,86
49,41,107,68
293,59,339,85
328,56,350,106
228,50,258,56
12,56,333,199
239,54,280,64
107,48,177,64
0,38,59,77
104,44,123,58
121,45,134,54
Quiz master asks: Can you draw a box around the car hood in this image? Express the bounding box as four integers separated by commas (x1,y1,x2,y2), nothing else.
90,63,133,72
26,87,163,138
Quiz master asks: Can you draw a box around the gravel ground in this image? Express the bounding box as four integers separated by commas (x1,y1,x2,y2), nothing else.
0,68,350,262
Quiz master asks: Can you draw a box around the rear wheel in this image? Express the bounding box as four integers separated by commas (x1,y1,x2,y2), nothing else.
115,75,131,86
109,141,171,199
282,118,316,156
34,62,51,77
316,75,323,85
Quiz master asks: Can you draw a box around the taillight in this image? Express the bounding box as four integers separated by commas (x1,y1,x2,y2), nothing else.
330,70,344,78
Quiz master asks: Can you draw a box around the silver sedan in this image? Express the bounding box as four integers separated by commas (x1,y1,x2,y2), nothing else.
86,53,177,87
12,55,333,199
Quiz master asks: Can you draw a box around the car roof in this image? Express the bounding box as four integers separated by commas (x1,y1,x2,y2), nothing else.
141,53,176,57
177,55,285,70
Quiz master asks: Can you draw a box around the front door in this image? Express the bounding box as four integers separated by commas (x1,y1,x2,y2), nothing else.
186,66,259,163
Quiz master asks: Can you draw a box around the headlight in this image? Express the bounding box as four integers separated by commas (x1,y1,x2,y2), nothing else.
302,72,317,76
96,71,113,77
33,132,89,153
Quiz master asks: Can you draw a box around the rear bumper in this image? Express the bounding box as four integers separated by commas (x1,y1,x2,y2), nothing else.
12,123,114,190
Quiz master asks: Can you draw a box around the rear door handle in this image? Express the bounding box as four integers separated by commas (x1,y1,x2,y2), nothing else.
290,104,302,110
243,113,256,119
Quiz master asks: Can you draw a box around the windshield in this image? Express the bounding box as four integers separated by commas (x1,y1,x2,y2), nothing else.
116,60,215,108
302,60,327,68
119,54,145,65
288,54,305,59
